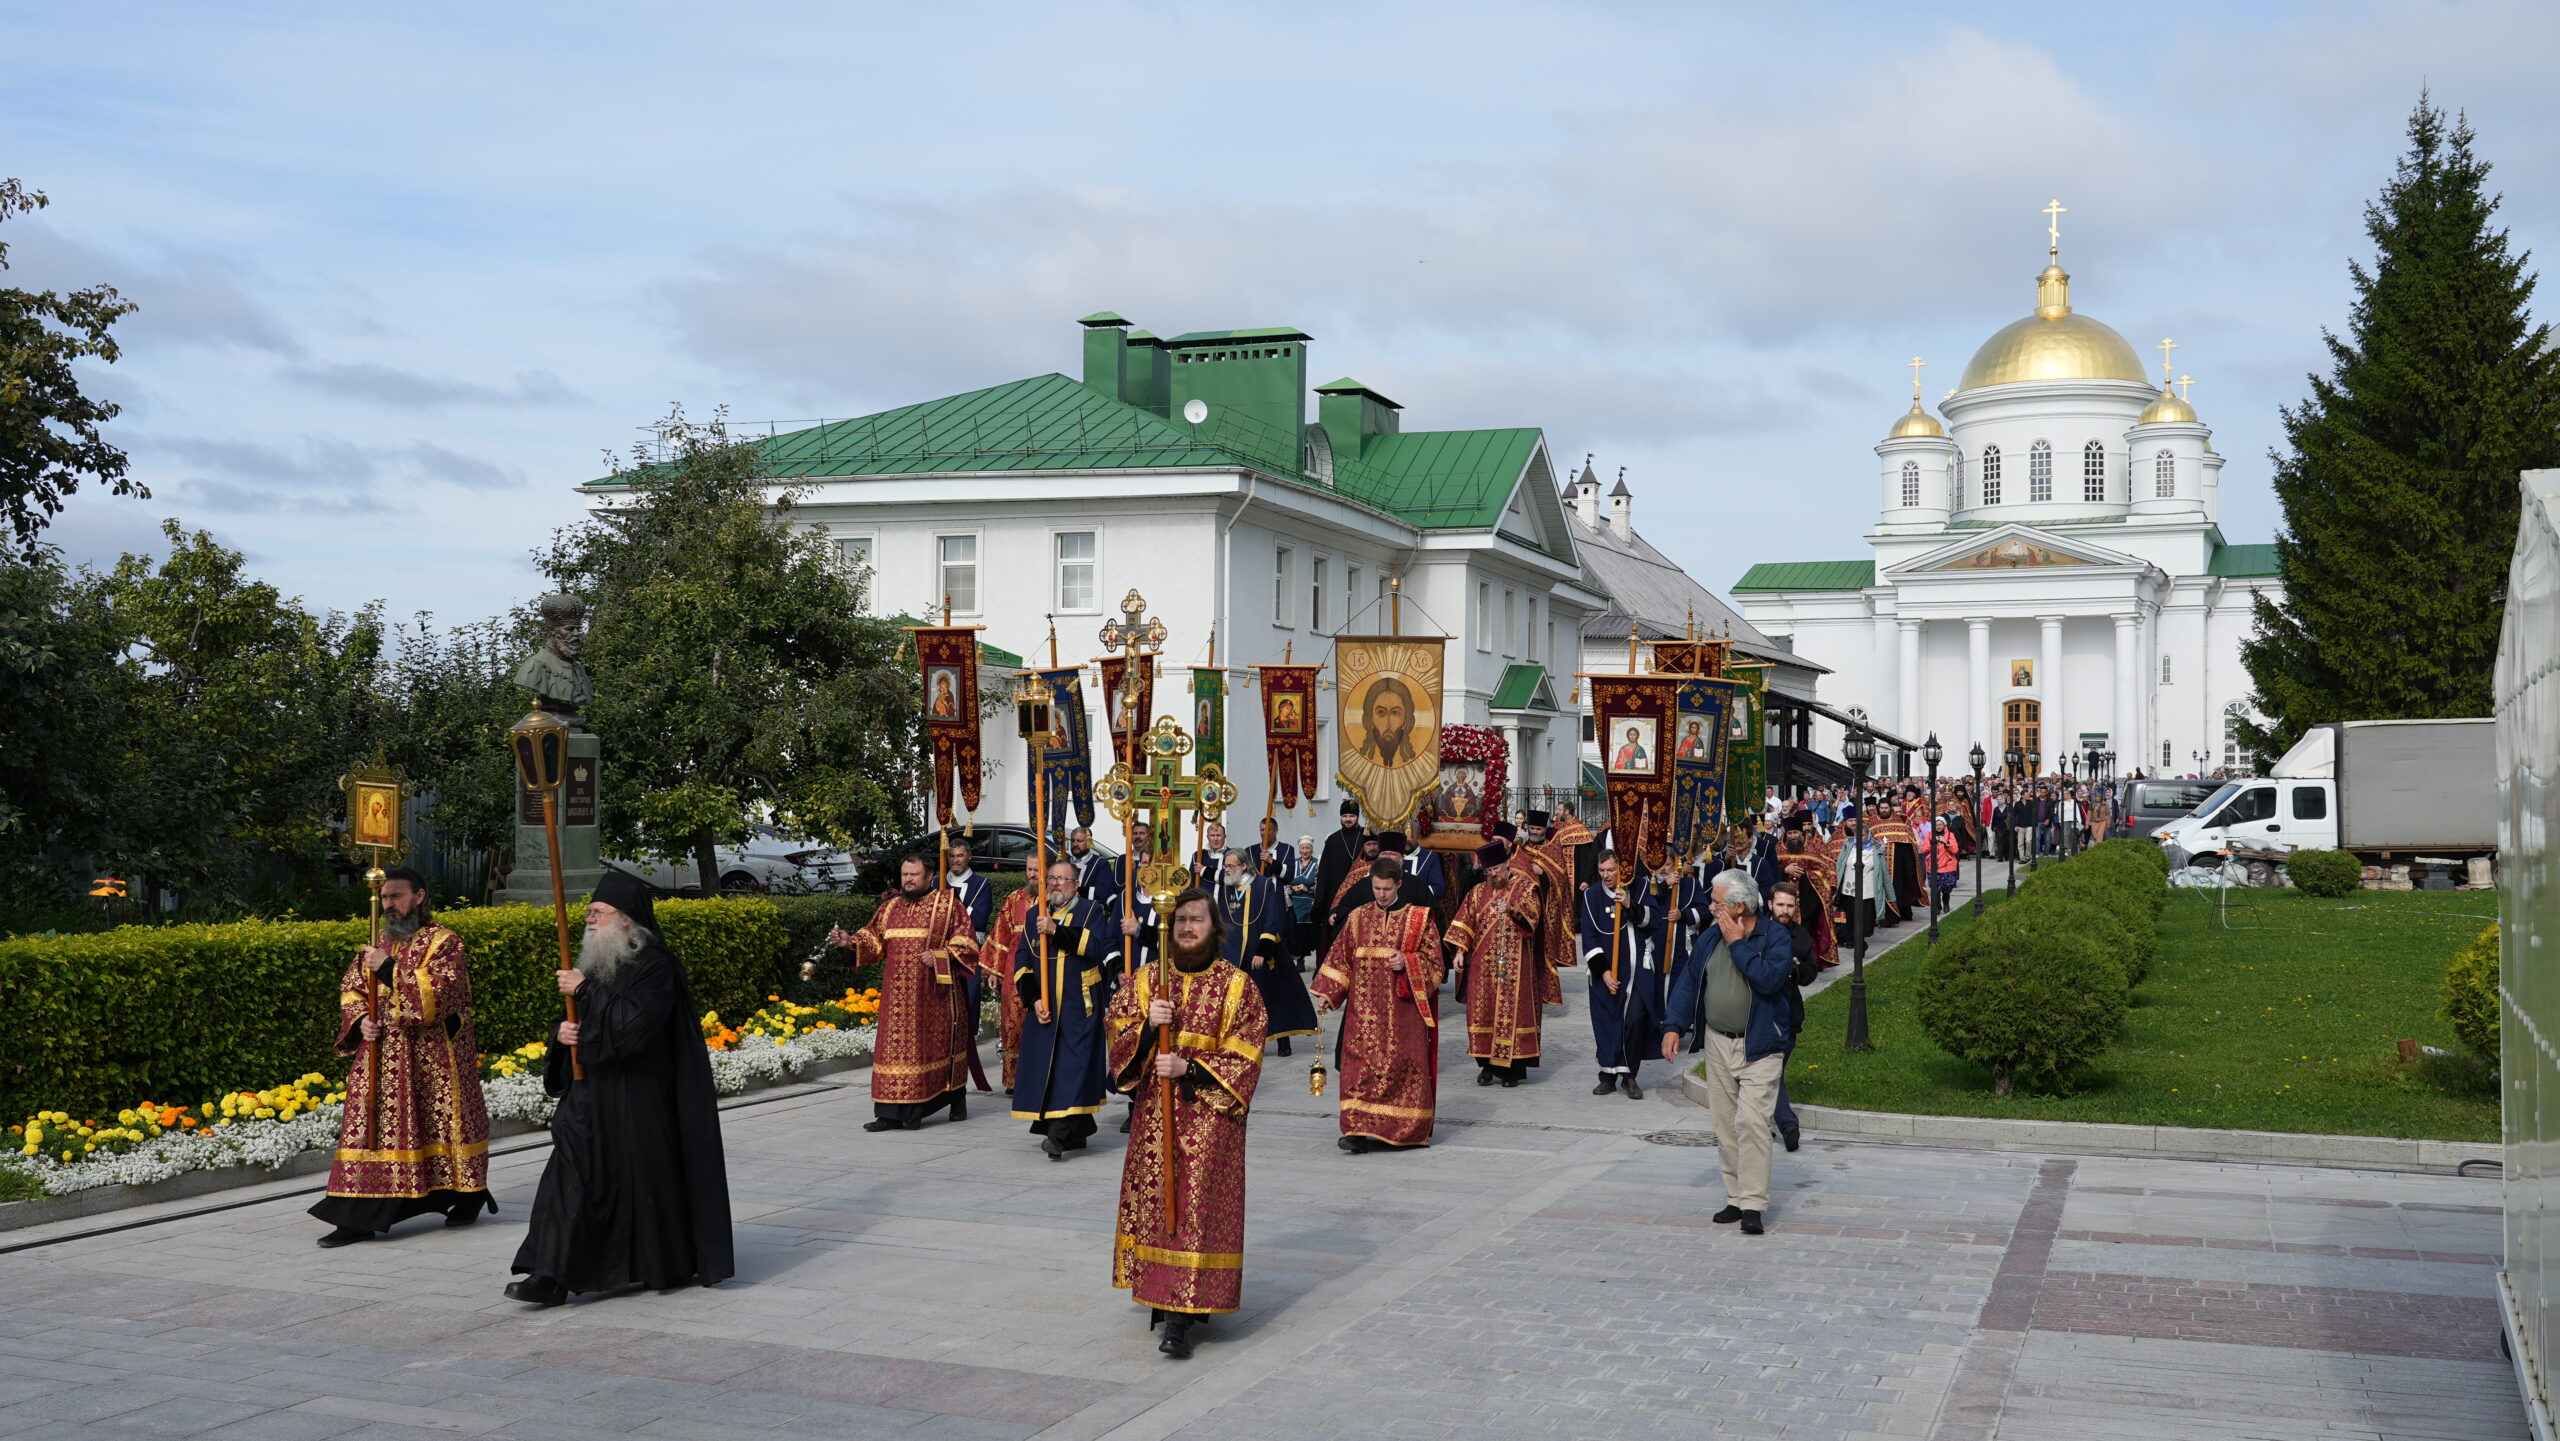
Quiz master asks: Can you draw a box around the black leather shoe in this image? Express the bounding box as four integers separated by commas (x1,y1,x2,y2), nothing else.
1592,1078,1618,1095
443,1208,479,1229
1781,1127,1801,1153
315,1228,373,1249
1712,1205,1745,1224
1158,1314,1196,1359
1277,1037,1292,1056
1040,1136,1065,1161
1336,1135,1357,1153
1499,1075,1519,1088
863,1117,901,1132
1119,1111,1133,1134
948,1096,967,1122
1620,1077,1645,1101
504,1277,567,1308
1740,1210,1765,1235
1477,1070,1496,1087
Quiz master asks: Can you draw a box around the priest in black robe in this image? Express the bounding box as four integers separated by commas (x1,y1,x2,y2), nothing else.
1313,799,1366,955
1012,858,1121,1160
507,871,734,1306
1214,848,1320,1054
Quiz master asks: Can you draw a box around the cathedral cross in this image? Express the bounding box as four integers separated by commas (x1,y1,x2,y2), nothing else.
1100,718,1237,918
2176,374,2195,402
1907,355,1927,398
2156,337,2178,383
2043,199,2067,254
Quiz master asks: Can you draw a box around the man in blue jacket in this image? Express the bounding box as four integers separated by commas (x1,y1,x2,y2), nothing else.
1660,869,1796,1235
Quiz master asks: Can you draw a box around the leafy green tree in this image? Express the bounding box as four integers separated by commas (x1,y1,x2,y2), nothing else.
540,408,920,889
2240,97,2560,755
379,610,540,895
0,180,142,557
0,546,134,909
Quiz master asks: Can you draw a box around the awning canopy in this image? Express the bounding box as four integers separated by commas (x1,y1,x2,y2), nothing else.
1767,691,1923,754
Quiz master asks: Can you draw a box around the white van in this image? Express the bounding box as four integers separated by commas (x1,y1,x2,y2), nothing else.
2151,718,2492,862
2153,777,2334,856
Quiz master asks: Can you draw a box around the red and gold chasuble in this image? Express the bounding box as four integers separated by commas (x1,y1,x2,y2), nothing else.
1777,836,1840,966
1522,812,1591,1005
852,891,980,1106
1446,870,1544,1065
1107,958,1267,1315
983,888,1035,1089
1313,901,1444,1146
326,926,490,1199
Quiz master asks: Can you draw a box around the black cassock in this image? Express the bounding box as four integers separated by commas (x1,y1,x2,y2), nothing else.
1216,873,1320,1041
512,939,735,1295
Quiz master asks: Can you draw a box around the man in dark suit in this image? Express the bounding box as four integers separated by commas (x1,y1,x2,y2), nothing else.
1314,799,1366,954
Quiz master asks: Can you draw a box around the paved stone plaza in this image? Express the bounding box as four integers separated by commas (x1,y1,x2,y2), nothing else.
0,914,2523,1441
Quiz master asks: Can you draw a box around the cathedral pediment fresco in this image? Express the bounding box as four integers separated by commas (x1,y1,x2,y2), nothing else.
1930,538,2100,570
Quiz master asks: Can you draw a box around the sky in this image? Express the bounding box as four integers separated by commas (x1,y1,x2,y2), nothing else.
7,1,2557,627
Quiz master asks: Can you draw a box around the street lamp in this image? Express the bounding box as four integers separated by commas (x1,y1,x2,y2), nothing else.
2002,744,2024,895
1968,741,1987,917
1842,724,1876,1052
1922,732,1944,942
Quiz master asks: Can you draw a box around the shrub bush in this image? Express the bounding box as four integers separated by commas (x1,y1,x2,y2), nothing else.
2444,922,2500,1061
0,898,783,1122
1915,900,2130,1095
2285,849,2362,898
2019,857,2162,983
2088,836,2171,874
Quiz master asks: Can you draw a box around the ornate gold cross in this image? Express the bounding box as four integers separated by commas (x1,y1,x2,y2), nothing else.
2156,336,2178,383
1907,355,1927,398
2043,199,2067,254
1099,718,1238,917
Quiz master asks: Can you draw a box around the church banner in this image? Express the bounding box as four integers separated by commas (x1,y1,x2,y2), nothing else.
1191,666,1226,772
1036,665,1096,832
1586,672,1679,866
1257,664,1321,813
1332,637,1444,832
1649,637,1732,678
1726,663,1770,823
1672,676,1742,860
910,625,983,828
1097,652,1156,769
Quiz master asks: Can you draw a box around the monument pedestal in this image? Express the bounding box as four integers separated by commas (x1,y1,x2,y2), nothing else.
497,728,607,906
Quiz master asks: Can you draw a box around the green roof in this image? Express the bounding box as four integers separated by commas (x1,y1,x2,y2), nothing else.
2211,542,2280,578
1162,327,1312,346
1489,662,1559,712
1341,427,1542,530
1732,560,1876,592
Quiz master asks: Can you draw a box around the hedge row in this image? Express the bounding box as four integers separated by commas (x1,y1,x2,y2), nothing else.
0,898,784,1121
1915,840,2168,1095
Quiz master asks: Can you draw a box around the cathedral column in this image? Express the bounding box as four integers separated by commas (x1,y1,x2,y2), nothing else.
2038,616,2064,757
1897,620,1921,743
2113,613,2142,770
1967,618,1992,754
1871,612,1898,733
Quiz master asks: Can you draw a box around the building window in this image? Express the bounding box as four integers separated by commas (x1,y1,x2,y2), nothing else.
2163,741,2174,769
937,534,978,614
836,536,873,571
1899,460,1920,509
2083,440,2106,502
1476,582,1492,652
2159,653,2172,685
1502,588,1517,657
1311,557,1328,633
1581,714,1595,744
1981,445,2002,505
1546,618,1557,668
1527,598,1541,662
2029,440,2053,501
1054,531,1095,612
1273,545,1293,627
1346,564,1362,624
2222,712,2242,771
2155,450,2176,499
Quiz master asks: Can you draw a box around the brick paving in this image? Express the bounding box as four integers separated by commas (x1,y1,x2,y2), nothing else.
0,942,2523,1441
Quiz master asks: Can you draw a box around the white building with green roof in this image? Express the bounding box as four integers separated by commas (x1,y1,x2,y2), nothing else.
1732,241,2285,779
587,312,1616,826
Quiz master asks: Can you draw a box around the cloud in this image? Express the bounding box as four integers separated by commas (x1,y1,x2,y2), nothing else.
139,433,525,515
279,361,578,409
2,217,302,357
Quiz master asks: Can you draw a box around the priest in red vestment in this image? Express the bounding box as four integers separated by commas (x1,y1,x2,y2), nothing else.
1314,858,1444,1152
1519,809,1591,1006
983,882,1036,1089
311,867,493,1247
1774,814,1839,967
1446,840,1544,1087
838,854,980,1131
1107,888,1268,1359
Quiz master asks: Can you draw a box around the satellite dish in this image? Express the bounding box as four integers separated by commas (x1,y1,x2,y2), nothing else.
1182,398,1208,425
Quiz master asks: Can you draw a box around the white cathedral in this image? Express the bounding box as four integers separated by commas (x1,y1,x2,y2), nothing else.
1735,230,2283,779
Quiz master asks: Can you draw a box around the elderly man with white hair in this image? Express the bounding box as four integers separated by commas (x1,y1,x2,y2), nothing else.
1660,869,1798,1235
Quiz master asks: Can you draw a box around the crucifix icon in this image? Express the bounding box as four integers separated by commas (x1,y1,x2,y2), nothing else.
2043,199,2067,254
1100,717,1238,920
1907,356,1927,398
2156,337,2178,383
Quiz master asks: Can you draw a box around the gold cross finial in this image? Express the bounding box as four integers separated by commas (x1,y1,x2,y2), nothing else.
2043,199,2067,255
2176,373,2194,401
2156,337,2178,384
1907,356,1927,398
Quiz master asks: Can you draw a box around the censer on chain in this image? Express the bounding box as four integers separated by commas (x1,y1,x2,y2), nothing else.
1308,1057,1328,1096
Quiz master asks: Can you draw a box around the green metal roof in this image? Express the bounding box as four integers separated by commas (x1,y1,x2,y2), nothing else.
1077,311,1130,328
1489,663,1558,712
1343,427,1542,529
2210,542,2280,578
1162,327,1313,346
1314,376,1401,407
1731,560,1877,592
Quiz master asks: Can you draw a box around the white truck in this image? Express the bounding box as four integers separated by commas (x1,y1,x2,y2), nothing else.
2152,718,2496,865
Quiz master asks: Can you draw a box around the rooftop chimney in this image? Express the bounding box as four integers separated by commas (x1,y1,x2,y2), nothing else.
1079,312,1130,399
1567,454,1601,526
1608,468,1632,541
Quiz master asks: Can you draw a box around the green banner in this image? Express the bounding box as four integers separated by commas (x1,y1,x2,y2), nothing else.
1191,666,1226,770
1726,664,1769,823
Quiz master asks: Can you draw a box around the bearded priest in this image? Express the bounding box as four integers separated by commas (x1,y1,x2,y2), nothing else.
1446,840,1544,1089
838,853,981,1132
311,867,494,1248
1313,858,1444,1152
1108,888,1268,1360
1012,858,1122,1160
507,871,733,1306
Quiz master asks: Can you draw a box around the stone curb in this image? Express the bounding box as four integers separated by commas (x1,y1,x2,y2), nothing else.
1677,1067,2500,1171
0,1051,875,1234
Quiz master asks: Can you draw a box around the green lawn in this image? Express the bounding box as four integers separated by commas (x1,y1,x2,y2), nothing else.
1784,882,2501,1142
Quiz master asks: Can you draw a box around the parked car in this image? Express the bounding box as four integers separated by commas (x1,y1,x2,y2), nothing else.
608,826,859,896
852,823,1118,894
2123,780,2223,840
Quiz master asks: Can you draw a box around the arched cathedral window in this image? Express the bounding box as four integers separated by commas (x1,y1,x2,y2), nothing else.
2154,450,2176,499
1899,460,1920,509
2083,440,2106,502
2029,440,2053,501
1981,445,2002,505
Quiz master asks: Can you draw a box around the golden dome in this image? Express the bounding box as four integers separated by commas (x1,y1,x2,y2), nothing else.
2137,385,2197,424
1886,398,1945,438
1958,262,2150,389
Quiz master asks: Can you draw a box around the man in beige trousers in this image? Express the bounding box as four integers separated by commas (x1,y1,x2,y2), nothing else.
1661,870,1798,1235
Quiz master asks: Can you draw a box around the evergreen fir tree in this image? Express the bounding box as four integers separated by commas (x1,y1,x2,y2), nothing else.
2239,95,2560,759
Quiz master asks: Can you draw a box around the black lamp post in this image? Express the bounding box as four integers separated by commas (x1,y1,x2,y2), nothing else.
1843,724,1875,1052
1922,732,1944,942
2003,743,2024,894
1968,741,1987,917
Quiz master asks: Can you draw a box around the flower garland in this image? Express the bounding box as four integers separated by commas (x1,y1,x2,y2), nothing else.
1430,723,1508,839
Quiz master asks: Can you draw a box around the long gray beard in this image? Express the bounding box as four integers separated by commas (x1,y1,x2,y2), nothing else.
579,922,648,983
383,909,427,941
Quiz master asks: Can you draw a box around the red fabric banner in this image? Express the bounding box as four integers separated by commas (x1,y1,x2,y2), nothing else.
912,626,983,827
1586,673,1680,867
1097,652,1156,768
1257,664,1321,811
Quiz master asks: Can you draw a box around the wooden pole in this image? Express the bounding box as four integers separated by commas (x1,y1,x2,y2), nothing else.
363,862,385,1146
1033,723,1051,1020
1156,893,1176,1238
540,792,584,1080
